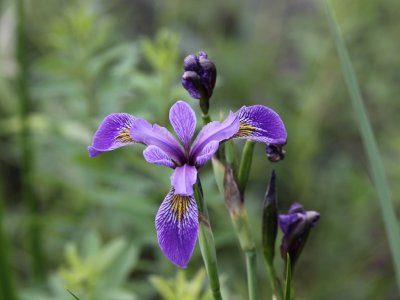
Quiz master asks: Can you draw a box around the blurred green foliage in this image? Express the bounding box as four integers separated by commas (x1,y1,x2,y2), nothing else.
1,0,399,299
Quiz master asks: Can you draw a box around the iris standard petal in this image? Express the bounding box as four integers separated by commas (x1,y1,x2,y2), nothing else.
235,105,287,145
169,101,196,148
143,145,175,168
195,140,219,167
130,118,185,164
156,189,199,268
171,164,197,196
87,113,136,157
190,112,239,162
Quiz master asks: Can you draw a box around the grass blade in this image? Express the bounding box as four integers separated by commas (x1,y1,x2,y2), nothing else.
324,0,400,291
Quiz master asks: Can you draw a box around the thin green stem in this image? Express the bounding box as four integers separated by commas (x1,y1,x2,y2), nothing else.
266,263,282,300
230,210,258,300
324,0,400,291
202,113,212,125
194,181,223,300
17,0,45,280
245,249,258,300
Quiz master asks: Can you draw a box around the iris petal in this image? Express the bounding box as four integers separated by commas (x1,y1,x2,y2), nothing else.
195,140,219,167
190,112,239,162
143,145,175,168
171,164,197,196
87,113,136,157
156,189,199,268
235,105,287,144
169,101,197,148
130,118,185,164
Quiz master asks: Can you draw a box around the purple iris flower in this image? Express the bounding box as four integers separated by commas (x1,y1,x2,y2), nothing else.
279,202,320,266
88,101,286,267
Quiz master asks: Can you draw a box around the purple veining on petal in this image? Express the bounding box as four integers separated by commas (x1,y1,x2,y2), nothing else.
195,140,220,167
130,118,185,164
190,112,239,161
171,164,197,196
156,189,199,268
235,105,287,145
143,145,175,168
87,113,136,158
169,101,197,148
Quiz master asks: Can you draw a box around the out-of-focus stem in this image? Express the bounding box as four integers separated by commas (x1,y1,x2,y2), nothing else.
16,0,45,280
266,262,283,300
231,209,258,300
245,250,257,300
0,185,18,300
194,180,223,300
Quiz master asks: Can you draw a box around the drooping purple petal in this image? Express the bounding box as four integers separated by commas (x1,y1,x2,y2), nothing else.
195,141,219,167
156,189,199,268
87,113,136,158
235,105,287,145
278,213,303,236
143,145,175,168
169,101,196,148
189,112,239,162
130,118,185,165
171,164,197,196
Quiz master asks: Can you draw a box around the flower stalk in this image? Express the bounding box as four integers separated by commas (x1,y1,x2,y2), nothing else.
224,167,258,300
262,171,282,299
194,180,223,300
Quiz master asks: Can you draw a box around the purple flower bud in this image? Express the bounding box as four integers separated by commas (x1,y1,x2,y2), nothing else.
262,170,278,264
181,51,216,101
266,144,286,162
279,202,320,268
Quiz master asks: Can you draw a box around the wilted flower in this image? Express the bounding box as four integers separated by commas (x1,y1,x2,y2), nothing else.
279,202,320,267
88,101,286,267
182,51,216,101
266,143,286,162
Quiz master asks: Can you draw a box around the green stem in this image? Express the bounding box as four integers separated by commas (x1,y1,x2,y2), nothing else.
245,249,258,300
202,113,212,125
230,210,258,300
237,140,255,193
325,0,400,292
266,263,282,300
17,0,45,280
194,181,223,300
0,185,18,300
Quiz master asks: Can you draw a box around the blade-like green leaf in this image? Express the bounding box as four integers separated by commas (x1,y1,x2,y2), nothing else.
324,0,400,292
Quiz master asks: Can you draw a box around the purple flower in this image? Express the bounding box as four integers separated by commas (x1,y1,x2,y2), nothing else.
88,101,287,267
279,202,320,267
182,51,216,100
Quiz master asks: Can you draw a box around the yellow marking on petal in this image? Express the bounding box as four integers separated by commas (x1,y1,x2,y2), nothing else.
116,129,134,143
171,194,190,222
236,122,257,137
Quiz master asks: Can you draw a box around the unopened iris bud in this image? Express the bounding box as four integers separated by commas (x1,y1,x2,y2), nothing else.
266,144,286,162
181,51,216,102
279,202,320,268
262,170,278,264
